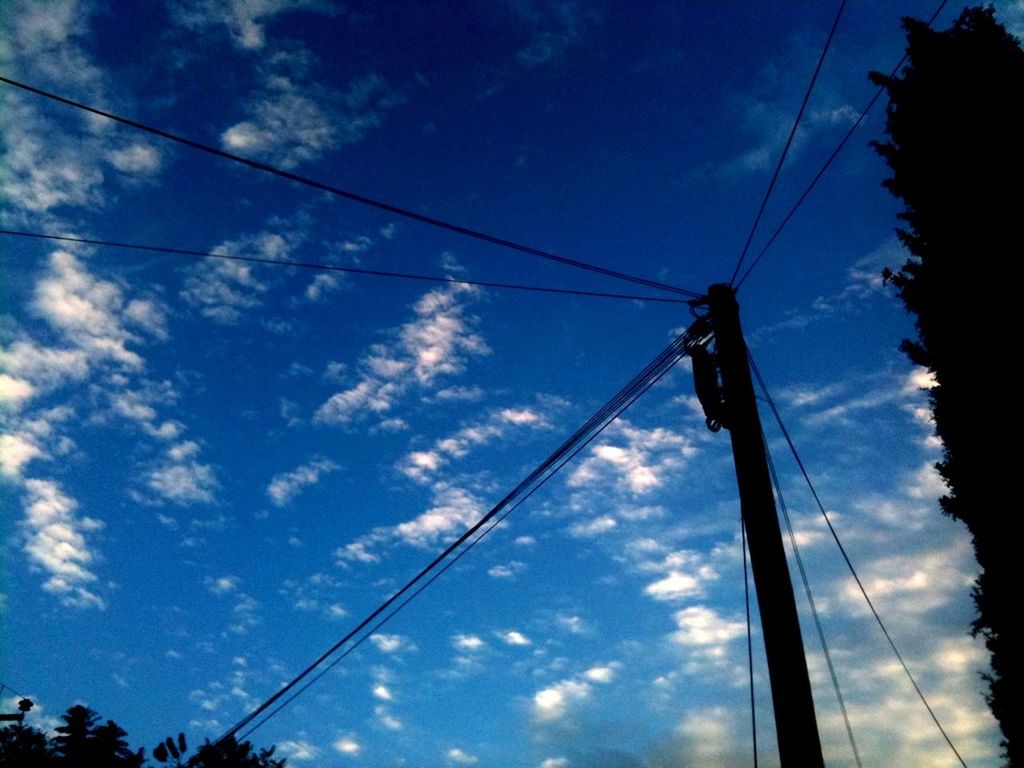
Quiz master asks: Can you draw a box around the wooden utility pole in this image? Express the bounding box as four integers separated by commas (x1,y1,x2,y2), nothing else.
706,283,825,767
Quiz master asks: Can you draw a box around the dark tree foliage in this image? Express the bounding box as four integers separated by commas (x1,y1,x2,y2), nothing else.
1,707,285,768
871,6,1023,764
0,723,53,768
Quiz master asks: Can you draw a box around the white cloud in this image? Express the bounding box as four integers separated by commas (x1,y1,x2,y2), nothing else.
369,633,413,655
432,385,485,402
372,684,392,701
569,515,617,538
316,284,489,426
514,2,593,69
305,272,344,302
400,404,549,482
106,143,162,175
173,0,337,50
533,660,617,722
446,747,479,765
533,679,591,722
206,575,239,595
906,461,948,500
21,478,105,609
276,740,319,761
0,340,90,391
33,250,165,369
0,432,45,478
452,634,486,652
147,441,217,505
539,759,569,768
557,614,585,634
670,606,746,655
583,665,617,683
181,250,271,325
221,71,402,168
266,457,339,506
333,736,362,756
375,705,402,731
637,549,718,602
339,484,483,563
488,561,526,579
645,571,704,601
568,422,695,494
501,630,531,646
0,374,35,407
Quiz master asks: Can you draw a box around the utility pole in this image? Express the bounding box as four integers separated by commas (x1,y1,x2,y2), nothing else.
705,283,825,767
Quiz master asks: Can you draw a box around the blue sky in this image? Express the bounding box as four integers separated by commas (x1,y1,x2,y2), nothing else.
1,1,1020,766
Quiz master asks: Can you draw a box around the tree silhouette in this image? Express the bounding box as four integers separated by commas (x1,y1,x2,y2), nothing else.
1,706,285,768
871,6,1023,763
51,705,144,767
0,723,52,768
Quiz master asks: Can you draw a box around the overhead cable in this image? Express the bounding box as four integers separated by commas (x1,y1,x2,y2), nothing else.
733,0,951,290
760,425,862,767
237,337,683,742
0,75,702,300
0,681,29,699
748,351,969,768
741,520,760,768
728,0,848,286
0,229,686,305
217,330,694,744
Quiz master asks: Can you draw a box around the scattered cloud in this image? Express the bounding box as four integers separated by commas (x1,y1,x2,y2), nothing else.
180,233,290,323
397,402,553,481
33,250,165,369
670,606,746,656
488,560,526,579
267,457,339,506
106,142,162,175
501,630,532,646
173,0,339,51
21,478,105,609
452,634,486,652
205,575,239,595
446,747,479,765
333,736,362,757
221,68,403,168
316,284,489,426
514,2,597,70
533,678,591,722
276,740,320,761
146,440,217,506
568,422,695,495
631,548,718,602
369,633,415,655
337,483,483,562
0,432,45,478
568,515,617,538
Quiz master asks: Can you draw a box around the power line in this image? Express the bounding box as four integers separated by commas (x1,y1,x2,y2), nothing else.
0,75,703,300
217,330,693,743
728,0,848,286
733,0,951,290
741,519,759,768
760,423,862,768
0,229,687,305
0,681,29,700
748,351,969,768
237,336,682,742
